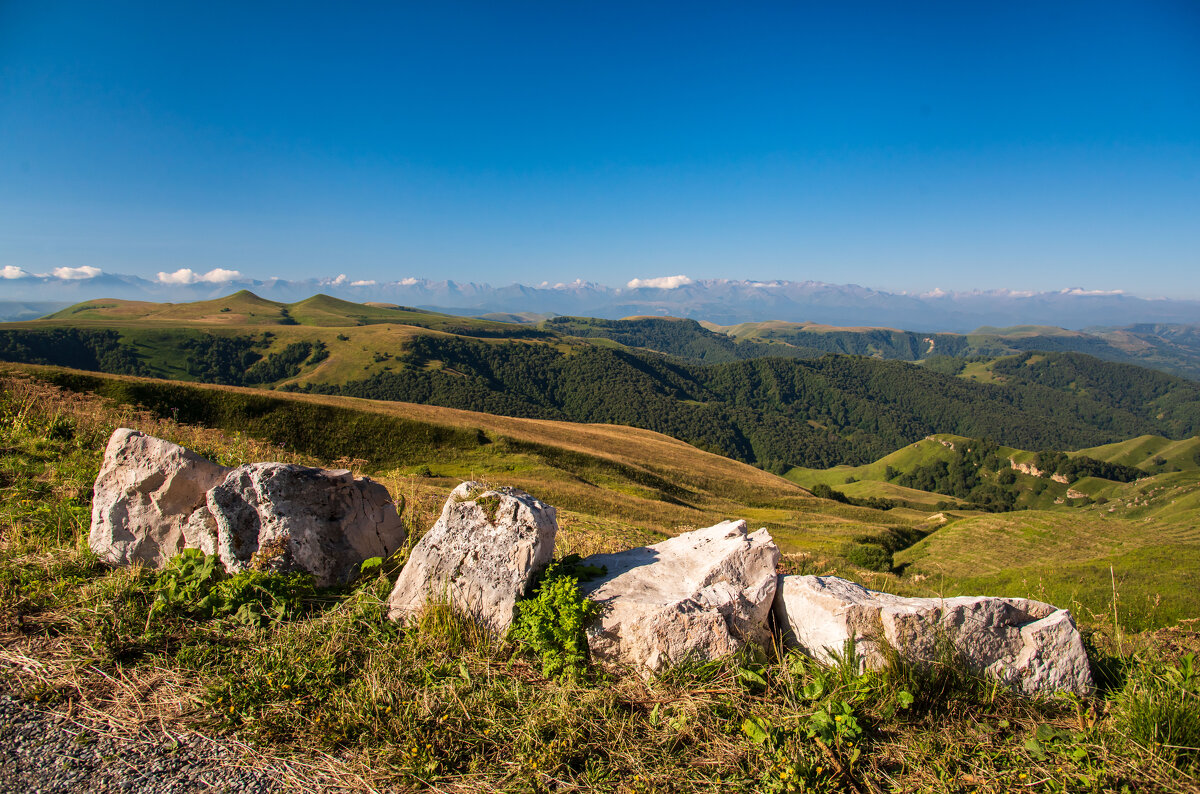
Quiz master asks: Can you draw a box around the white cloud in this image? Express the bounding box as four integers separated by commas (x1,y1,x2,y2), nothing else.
156,268,243,284
1,266,31,279
52,266,103,280
626,274,693,290
1059,287,1125,296
399,277,419,286
350,279,376,286
328,274,349,285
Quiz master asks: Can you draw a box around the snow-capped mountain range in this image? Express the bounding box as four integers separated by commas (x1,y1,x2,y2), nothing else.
2,266,1198,331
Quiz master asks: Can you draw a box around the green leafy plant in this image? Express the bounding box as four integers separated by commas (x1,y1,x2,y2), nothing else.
149,549,225,619
149,549,314,628
509,562,600,680
806,699,862,746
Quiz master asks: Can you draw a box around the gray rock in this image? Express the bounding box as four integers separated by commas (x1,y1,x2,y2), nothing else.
773,575,1094,696
89,428,231,568
578,520,779,675
205,462,406,587
386,481,557,634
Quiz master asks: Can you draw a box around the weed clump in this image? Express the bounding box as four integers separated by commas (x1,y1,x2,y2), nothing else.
509,558,602,680
1114,652,1200,769
151,548,315,628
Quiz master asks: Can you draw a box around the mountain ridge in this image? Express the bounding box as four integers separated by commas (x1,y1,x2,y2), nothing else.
4,272,1199,330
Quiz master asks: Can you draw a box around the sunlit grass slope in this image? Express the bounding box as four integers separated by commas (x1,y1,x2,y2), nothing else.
894,506,1200,631
6,371,1199,793
39,290,519,334
14,364,952,563
1076,434,1200,471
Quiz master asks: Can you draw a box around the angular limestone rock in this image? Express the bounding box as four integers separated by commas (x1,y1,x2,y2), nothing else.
205,462,406,587
89,428,232,567
773,575,1093,696
578,520,780,675
386,482,557,634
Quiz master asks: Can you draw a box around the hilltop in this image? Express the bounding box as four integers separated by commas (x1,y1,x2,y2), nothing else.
8,272,1200,331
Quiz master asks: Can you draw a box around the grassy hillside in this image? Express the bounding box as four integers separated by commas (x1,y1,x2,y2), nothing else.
894,507,1200,630
1075,434,1200,471
3,367,1199,792
14,362,1200,627
16,364,957,563
6,294,1200,472
786,428,1200,629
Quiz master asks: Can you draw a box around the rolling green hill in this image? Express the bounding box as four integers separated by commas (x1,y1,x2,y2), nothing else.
786,430,1194,513
8,364,946,564
5,294,1200,472
787,430,1200,628
1075,434,1200,471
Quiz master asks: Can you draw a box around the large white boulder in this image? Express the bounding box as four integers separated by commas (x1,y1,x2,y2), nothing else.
577,520,779,675
204,462,406,587
89,428,231,567
386,482,557,634
773,575,1094,696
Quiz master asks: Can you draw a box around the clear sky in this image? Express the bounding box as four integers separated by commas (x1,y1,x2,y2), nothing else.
2,1,1198,296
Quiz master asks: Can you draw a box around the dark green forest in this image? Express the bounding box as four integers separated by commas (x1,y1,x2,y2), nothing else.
296,336,1200,469
0,328,148,376
545,316,820,363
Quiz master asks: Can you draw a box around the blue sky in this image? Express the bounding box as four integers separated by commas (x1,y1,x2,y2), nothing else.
2,1,1198,296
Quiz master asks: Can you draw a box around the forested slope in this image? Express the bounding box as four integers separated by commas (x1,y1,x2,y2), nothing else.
5,296,1200,470
298,336,1200,469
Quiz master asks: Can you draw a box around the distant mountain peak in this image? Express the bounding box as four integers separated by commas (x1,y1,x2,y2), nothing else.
2,270,1196,332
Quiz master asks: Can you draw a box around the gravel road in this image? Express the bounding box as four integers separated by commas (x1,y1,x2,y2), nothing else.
0,693,284,793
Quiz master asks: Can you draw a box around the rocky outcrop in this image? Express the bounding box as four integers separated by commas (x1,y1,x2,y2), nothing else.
386,482,557,634
773,575,1093,696
1009,458,1045,478
89,428,232,567
204,462,406,587
577,520,779,675
1050,473,1070,484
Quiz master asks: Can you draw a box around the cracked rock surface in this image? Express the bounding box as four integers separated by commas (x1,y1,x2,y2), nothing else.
89,428,232,569
773,575,1095,696
578,520,780,675
387,481,557,634
204,462,407,587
